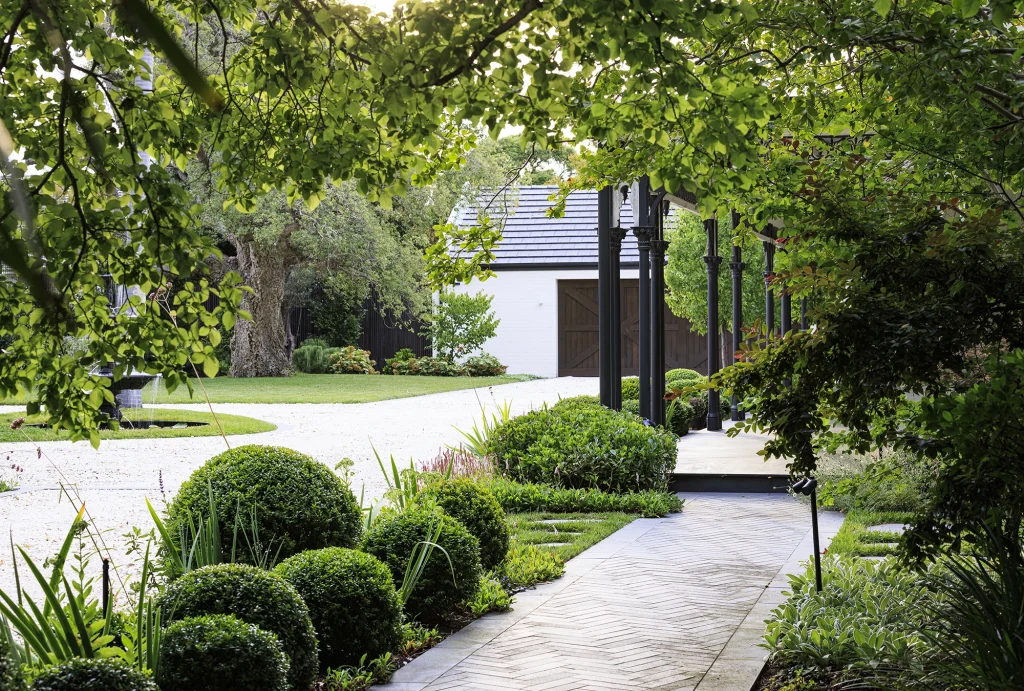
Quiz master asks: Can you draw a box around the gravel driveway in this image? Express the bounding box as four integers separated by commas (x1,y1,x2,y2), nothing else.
0,377,597,600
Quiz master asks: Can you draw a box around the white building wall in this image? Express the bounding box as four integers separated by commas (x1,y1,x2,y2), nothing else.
452,268,640,378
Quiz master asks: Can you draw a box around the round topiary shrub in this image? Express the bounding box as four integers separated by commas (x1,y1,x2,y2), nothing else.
166,445,361,564
621,377,640,400
420,479,511,569
362,508,482,625
551,395,602,411
158,564,318,691
665,368,703,382
30,658,156,691
275,547,402,669
487,403,677,492
158,614,289,691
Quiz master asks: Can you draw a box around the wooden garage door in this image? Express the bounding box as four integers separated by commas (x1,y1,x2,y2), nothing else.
558,279,706,377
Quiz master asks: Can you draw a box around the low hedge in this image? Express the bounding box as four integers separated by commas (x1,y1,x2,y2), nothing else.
158,615,289,691
275,548,403,670
362,508,482,625
486,479,684,518
166,445,362,564
30,659,155,691
486,401,677,492
420,479,511,569
158,564,318,691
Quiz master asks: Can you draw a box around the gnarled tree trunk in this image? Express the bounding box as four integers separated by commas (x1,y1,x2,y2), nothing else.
229,225,297,377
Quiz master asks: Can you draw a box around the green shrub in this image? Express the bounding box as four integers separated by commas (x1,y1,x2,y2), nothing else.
30,658,156,691
0,631,21,691
621,377,640,400
665,368,703,383
158,564,318,691
362,508,482,625
763,557,928,673
486,479,683,517
688,392,709,426
464,353,507,376
381,355,467,376
430,290,499,361
466,577,513,616
487,403,677,492
275,548,403,670
158,614,289,691
816,451,930,513
329,346,376,374
166,445,362,564
621,397,691,436
420,479,511,569
493,543,564,589
551,395,602,412
292,344,331,374
301,337,329,349
666,399,693,436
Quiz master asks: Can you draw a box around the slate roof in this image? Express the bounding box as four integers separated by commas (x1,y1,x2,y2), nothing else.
450,185,640,269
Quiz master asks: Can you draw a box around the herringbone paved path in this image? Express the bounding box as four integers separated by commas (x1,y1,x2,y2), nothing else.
380,494,813,691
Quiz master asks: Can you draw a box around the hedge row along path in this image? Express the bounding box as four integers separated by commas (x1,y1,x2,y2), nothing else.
377,494,844,691
0,377,597,597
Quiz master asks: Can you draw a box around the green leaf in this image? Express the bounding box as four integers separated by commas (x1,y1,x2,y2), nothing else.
202,357,219,379
873,0,892,15
120,0,224,111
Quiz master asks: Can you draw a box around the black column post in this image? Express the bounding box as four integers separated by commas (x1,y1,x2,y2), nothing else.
632,177,654,421
704,217,722,431
780,292,792,337
610,228,626,410
729,211,745,422
650,206,667,426
800,298,808,331
763,224,776,339
635,226,653,420
597,186,613,407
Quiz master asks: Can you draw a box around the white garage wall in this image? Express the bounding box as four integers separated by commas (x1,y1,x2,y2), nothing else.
452,268,640,378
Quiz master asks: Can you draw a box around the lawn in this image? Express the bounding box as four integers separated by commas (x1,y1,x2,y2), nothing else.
507,512,637,562
826,509,914,558
132,373,537,405
0,408,275,442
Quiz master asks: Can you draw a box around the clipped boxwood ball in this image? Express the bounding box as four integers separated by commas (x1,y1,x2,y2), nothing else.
621,377,640,400
275,548,402,669
158,614,289,691
420,479,511,569
158,564,317,691
362,508,482,625
30,658,156,691
166,445,361,563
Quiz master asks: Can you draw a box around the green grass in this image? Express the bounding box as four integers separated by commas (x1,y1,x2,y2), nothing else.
131,373,538,405
828,509,914,558
506,512,637,562
0,408,275,442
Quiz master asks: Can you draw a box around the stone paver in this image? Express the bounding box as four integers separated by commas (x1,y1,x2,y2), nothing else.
675,421,789,475
376,494,844,691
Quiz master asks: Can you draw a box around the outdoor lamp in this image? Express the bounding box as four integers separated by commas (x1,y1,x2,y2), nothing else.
792,476,823,593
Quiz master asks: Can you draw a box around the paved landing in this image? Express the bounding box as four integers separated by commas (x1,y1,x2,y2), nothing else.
376,494,843,691
675,421,789,475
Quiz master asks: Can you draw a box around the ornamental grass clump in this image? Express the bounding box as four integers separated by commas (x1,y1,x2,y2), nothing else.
29,658,157,691
166,445,362,564
158,564,318,691
157,615,289,691
487,400,677,492
275,547,403,669
362,508,482,625
420,478,511,569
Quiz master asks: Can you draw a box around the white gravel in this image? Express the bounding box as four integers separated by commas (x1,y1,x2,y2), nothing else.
0,377,597,601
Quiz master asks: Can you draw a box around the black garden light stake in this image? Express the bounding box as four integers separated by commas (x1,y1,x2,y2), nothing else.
792,477,823,593
102,557,111,618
